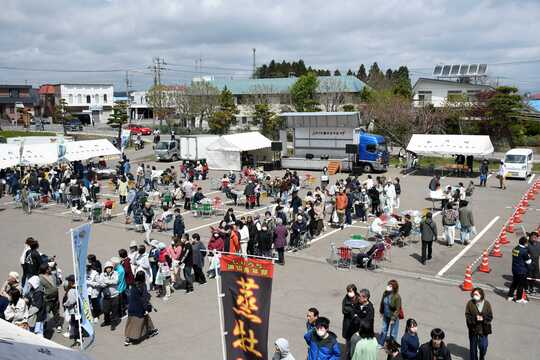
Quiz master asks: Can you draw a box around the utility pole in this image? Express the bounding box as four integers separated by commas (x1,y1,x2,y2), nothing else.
252,48,256,78
151,57,165,86
125,70,131,123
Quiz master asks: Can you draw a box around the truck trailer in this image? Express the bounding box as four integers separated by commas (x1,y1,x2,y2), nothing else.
154,134,219,162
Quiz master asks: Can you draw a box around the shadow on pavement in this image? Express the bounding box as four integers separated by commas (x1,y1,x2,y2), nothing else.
447,342,469,359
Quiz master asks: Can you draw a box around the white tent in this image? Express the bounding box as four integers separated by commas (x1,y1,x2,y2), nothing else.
206,132,272,171
64,139,120,161
406,134,494,156
0,319,92,360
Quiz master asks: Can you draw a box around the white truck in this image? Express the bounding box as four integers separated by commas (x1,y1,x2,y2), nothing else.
154,135,219,162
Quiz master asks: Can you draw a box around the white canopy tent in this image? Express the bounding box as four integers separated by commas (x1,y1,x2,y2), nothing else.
206,132,272,171
406,134,494,156
0,319,92,360
0,139,120,169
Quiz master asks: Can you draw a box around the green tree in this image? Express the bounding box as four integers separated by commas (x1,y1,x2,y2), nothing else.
392,66,412,98
484,86,523,146
342,104,356,112
346,69,354,76
356,64,367,82
252,103,283,139
107,102,129,148
52,98,73,136
208,87,238,134
290,72,320,112
333,69,341,76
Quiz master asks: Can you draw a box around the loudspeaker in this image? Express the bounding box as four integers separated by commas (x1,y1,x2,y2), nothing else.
320,154,329,160
306,153,314,159
271,142,282,152
345,144,358,154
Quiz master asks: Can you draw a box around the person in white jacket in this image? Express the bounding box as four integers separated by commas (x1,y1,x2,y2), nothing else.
273,338,295,360
133,245,153,290
86,265,101,323
4,288,29,329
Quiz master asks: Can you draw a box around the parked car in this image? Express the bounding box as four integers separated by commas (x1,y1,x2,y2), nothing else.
127,123,152,135
65,119,83,132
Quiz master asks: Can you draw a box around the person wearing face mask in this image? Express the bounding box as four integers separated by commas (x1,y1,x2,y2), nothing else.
378,280,402,346
417,328,451,360
400,318,419,359
133,245,153,291
238,219,250,256
257,224,273,258
465,288,493,360
507,236,532,303
62,275,80,346
99,261,120,330
304,316,340,360
272,337,295,360
342,284,360,360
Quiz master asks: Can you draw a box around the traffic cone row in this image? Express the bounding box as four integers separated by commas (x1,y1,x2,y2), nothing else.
513,211,522,224
499,231,510,245
478,251,491,273
490,240,502,257
461,265,474,291
507,217,514,233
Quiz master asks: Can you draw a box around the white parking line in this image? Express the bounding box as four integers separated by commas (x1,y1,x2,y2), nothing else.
528,174,536,184
308,220,358,246
436,216,499,277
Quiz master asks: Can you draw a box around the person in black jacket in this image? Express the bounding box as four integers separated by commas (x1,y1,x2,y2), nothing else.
342,284,360,360
26,276,46,335
417,328,452,360
419,212,438,265
173,209,185,238
356,288,375,332
507,236,532,303
257,225,273,258
124,271,158,346
179,235,194,294
23,238,42,288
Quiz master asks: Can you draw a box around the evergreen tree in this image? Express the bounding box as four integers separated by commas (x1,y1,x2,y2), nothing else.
107,102,129,148
334,69,341,76
356,64,367,82
290,73,320,112
208,86,238,134
346,69,354,76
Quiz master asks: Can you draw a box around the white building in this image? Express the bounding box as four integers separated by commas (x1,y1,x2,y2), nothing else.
412,78,492,107
54,83,114,124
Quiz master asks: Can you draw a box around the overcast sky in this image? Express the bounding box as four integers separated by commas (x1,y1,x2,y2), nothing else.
1,0,539,92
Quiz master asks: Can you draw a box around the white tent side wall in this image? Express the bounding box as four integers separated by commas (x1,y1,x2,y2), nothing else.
406,134,494,156
206,150,241,171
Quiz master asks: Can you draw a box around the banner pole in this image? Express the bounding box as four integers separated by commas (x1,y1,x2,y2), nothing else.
70,229,84,351
215,269,227,360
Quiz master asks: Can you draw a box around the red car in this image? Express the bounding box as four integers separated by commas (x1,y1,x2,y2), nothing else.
126,124,152,135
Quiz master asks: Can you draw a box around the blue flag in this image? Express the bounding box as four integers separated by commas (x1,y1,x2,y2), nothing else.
70,223,95,348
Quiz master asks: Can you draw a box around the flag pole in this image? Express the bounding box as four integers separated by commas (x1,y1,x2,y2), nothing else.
70,228,84,351
215,268,227,360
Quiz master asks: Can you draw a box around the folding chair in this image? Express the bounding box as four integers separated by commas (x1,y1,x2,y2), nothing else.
371,248,385,269
383,237,393,262
201,202,213,217
337,247,353,270
212,197,225,216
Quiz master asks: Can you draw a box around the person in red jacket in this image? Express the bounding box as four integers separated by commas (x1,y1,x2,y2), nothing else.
335,189,348,229
224,224,240,254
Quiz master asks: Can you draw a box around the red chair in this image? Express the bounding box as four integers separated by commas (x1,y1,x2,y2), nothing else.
371,248,385,269
337,247,353,270
383,238,393,262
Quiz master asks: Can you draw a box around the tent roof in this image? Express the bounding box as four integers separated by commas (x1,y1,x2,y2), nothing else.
406,134,494,156
207,132,272,152
64,139,120,161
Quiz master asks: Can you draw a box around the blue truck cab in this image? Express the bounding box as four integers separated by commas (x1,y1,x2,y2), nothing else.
355,131,389,172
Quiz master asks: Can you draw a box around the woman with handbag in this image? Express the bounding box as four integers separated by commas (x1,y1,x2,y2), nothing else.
378,279,403,346
124,271,158,346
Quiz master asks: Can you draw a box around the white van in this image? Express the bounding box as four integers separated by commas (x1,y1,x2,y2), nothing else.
504,148,534,179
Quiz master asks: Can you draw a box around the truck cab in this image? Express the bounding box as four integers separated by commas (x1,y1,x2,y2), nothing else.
504,148,533,179
155,139,180,161
355,132,389,172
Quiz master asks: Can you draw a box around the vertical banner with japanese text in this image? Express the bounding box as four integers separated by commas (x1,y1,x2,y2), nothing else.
70,223,95,348
220,254,274,360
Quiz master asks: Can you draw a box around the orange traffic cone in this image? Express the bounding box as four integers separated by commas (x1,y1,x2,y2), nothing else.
461,265,474,291
478,251,491,273
490,240,502,257
517,203,526,215
507,218,514,233
513,212,522,224
527,191,535,201
500,231,510,245
522,198,529,207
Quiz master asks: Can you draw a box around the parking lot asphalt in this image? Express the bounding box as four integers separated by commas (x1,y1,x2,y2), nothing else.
1,162,539,360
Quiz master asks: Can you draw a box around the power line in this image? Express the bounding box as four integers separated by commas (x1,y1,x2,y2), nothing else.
0,65,146,73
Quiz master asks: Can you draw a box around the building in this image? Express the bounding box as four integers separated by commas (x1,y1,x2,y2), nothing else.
41,83,114,125
0,85,38,124
412,78,492,107
207,75,367,128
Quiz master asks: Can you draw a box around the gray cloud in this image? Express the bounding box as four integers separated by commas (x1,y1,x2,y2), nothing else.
0,0,539,91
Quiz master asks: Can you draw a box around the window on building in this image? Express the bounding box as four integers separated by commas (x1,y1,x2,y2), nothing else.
466,90,479,102
68,94,73,103
417,91,432,103
103,94,108,103
241,116,247,124
77,94,82,104
447,90,463,102
94,94,99,103
86,95,91,104
9,89,19,98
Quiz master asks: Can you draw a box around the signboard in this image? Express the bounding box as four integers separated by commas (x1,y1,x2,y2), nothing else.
220,255,274,360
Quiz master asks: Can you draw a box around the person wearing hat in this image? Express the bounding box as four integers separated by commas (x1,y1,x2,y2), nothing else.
99,261,120,330
25,275,46,336
1,272,21,300
290,215,307,249
62,275,80,345
273,337,295,360
417,328,451,360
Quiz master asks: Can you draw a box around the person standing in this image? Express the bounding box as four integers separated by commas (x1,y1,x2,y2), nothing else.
124,271,158,346
304,317,341,360
350,322,378,360
306,307,319,332
419,212,437,265
173,209,185,238
497,160,506,190
179,236,194,294
62,275,80,346
400,318,419,360
342,284,360,360
442,203,458,247
458,200,474,245
182,179,193,210
38,263,62,332
417,328,452,360
191,233,207,285
100,261,120,330
356,289,374,332
527,231,540,294
142,202,154,243
507,236,532,303
272,337,295,360
118,176,128,204
25,276,46,336
479,160,489,187
465,288,493,360
378,279,402,346
273,218,288,265
394,177,401,209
